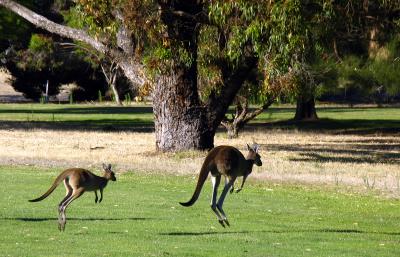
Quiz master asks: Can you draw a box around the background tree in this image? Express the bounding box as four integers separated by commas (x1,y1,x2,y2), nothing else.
0,0,114,101
2,33,111,101
287,0,400,119
312,0,400,107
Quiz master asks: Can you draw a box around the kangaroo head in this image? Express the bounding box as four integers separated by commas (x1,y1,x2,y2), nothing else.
102,163,117,181
247,143,262,166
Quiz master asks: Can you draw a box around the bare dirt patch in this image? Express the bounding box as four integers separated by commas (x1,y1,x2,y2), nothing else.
0,129,399,196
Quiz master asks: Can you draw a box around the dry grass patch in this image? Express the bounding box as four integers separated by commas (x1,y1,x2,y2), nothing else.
0,128,399,195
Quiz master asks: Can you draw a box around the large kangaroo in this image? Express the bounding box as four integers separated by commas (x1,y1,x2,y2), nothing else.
180,144,262,227
29,164,116,231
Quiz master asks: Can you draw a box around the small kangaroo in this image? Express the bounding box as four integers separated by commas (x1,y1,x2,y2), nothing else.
180,144,262,227
29,163,116,231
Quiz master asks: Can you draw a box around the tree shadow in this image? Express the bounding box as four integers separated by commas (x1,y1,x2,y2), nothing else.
0,105,155,132
0,120,154,132
264,142,400,165
160,228,400,236
0,106,153,115
1,217,152,222
246,118,400,135
1,105,399,134
160,231,248,236
289,152,399,164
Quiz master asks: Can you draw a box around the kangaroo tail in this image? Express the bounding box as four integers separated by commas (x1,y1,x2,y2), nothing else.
179,159,211,207
29,171,69,202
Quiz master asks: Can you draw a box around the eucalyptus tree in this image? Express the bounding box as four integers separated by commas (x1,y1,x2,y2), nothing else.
0,0,316,150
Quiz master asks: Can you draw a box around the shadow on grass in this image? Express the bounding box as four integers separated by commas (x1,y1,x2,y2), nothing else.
0,120,154,132
160,231,248,236
246,118,400,135
0,105,154,132
265,142,400,164
0,106,153,115
161,228,400,236
0,105,399,134
1,217,152,222
289,152,399,164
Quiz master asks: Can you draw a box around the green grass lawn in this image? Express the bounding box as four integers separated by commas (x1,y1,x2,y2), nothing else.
255,105,400,121
0,103,398,133
255,106,400,132
1,166,400,257
0,103,154,131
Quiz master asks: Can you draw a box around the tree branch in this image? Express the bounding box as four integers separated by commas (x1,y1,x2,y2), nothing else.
206,56,258,129
0,0,148,86
242,97,276,124
114,9,134,55
0,0,107,54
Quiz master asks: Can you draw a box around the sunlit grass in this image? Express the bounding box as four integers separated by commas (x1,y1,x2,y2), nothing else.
1,165,400,257
0,103,154,130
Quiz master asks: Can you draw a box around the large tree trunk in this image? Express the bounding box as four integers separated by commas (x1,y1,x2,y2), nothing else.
153,1,214,151
294,96,318,120
153,70,214,151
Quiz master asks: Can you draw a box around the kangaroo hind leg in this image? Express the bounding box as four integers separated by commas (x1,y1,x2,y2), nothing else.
210,175,225,227
216,177,236,227
58,187,85,231
58,179,72,231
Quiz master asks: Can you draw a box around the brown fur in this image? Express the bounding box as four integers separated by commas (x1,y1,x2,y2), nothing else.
180,144,262,226
29,164,116,231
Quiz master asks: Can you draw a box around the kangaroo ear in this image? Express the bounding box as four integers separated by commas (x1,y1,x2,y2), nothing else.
247,144,252,151
253,143,259,153
107,164,112,170
102,163,108,170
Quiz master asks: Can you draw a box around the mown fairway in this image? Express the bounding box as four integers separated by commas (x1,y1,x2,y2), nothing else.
0,103,399,132
1,166,400,257
0,103,154,131
0,103,399,256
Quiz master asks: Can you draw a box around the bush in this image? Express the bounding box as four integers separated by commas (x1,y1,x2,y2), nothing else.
3,34,108,101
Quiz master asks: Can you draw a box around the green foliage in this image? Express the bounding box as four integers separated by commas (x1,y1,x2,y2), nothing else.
98,90,103,102
367,37,400,96
208,1,270,63
39,95,47,104
203,0,326,105
3,0,399,106
69,93,73,104
124,93,131,105
65,0,118,42
0,0,34,47
4,34,108,101
329,36,400,103
28,34,52,52
0,11,31,46
267,1,309,73
20,34,58,71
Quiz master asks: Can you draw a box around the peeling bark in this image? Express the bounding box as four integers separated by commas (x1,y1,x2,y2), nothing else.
152,67,213,151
